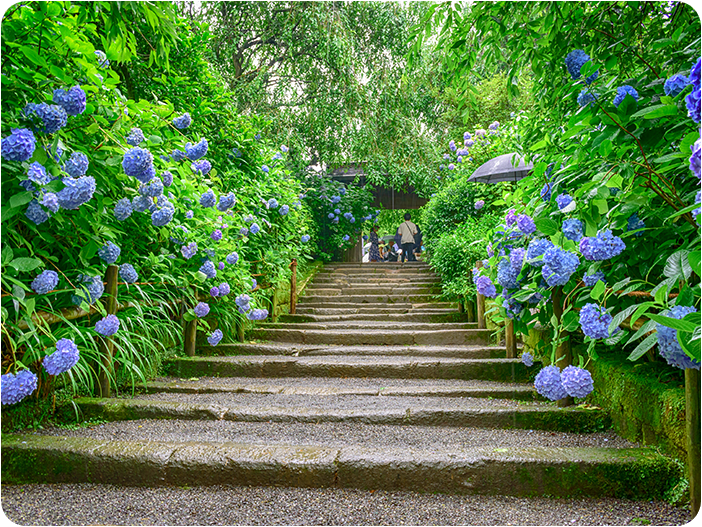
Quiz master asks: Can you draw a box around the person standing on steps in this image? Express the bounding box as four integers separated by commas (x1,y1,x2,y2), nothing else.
368,225,381,262
397,212,418,263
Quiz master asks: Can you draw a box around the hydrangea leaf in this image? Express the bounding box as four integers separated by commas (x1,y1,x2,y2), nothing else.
646,313,698,333
589,279,606,301
627,333,658,361
678,324,701,362
8,257,42,272
630,104,678,120
663,249,691,280
534,218,559,235
9,192,33,208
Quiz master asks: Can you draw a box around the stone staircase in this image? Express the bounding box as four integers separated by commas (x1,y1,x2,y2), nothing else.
2,262,683,500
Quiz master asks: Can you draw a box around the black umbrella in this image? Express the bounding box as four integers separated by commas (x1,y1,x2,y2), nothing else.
467,153,534,184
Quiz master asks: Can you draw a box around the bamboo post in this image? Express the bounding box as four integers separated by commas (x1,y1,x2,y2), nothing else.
686,368,701,517
184,289,198,357
290,259,298,315
552,286,573,407
465,300,476,323
271,287,278,323
237,319,245,342
505,318,517,359
475,260,486,329
97,265,118,398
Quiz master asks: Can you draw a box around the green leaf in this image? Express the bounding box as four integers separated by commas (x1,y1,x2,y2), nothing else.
663,250,691,281
679,325,701,363
688,251,701,275
647,313,699,333
599,139,612,157
20,45,47,68
630,104,678,119
148,135,163,144
1,245,14,265
590,279,606,301
592,198,608,215
627,333,658,362
535,218,559,236
9,192,33,208
562,311,579,332
8,257,43,272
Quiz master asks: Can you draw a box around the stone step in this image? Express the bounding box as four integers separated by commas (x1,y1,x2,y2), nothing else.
278,312,469,323
295,306,459,315
197,343,505,359
3,433,680,499
71,393,609,432
325,262,432,268
298,294,440,304
258,322,479,331
141,376,534,399
315,271,435,279
247,328,492,346
165,355,528,382
311,276,441,284
304,286,441,296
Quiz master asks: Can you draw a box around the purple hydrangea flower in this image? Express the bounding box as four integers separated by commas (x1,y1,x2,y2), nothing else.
218,262,225,271
119,264,138,283
664,73,689,97
505,209,517,227
122,147,154,180
331,195,341,204
526,238,555,267
613,85,639,108
542,247,579,287
579,230,625,261
562,219,584,242
474,200,485,210
126,128,145,146
1,369,38,405
690,136,701,179
657,305,700,370
583,270,606,287
181,242,198,260
560,366,594,398
52,86,86,116
31,270,59,295
235,294,250,308
534,365,567,401
250,223,260,234
556,193,573,210
449,140,456,151
579,303,614,339
251,278,258,290
185,139,208,160
25,200,50,225
185,210,194,219
268,198,278,209
211,229,223,242
240,227,249,236
447,163,455,170
27,162,50,185
56,176,95,209
510,248,526,270
686,58,701,123
226,252,239,265
475,275,497,298
497,259,520,290
521,352,534,367
63,152,89,178
172,113,192,129
199,260,217,280
114,198,133,221
191,159,212,175
2,128,36,162
207,329,223,346
694,192,701,226
41,192,59,213
98,241,121,264
247,308,269,321
210,286,220,298
43,338,80,375
95,314,120,336
194,302,210,318
218,282,231,296
516,214,536,235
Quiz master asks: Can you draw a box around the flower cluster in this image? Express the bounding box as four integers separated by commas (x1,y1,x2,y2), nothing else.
657,305,700,370
207,329,223,346
526,238,553,267
95,314,120,337
126,128,145,147
217,192,236,211
98,241,121,264
2,128,36,162
542,246,579,287
279,205,289,216
1,370,38,405
25,103,68,133
151,200,175,227
686,58,701,123
626,213,645,236
200,189,216,208
139,178,164,198
579,230,625,261
583,270,606,287
95,50,110,68
53,86,86,116
613,85,639,108
534,365,568,401
577,89,596,107
497,259,519,289
691,137,701,180
475,274,497,298
186,139,208,160
27,162,50,185
193,302,210,317
521,352,534,367
26,200,50,225
117,263,138,283
474,200,485,210
181,242,198,260
72,275,104,305
43,338,80,375
560,366,594,398
579,303,615,339
31,270,59,295
562,219,583,242
191,159,212,175
664,73,689,97
250,223,260,234
122,147,155,183
301,235,311,243
172,113,192,129
247,308,269,321
226,252,239,265
199,260,217,279
565,49,598,83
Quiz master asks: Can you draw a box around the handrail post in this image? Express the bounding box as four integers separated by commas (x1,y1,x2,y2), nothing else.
552,286,573,407
290,259,298,315
505,318,517,358
686,368,701,517
97,265,118,397
184,288,198,357
475,260,486,329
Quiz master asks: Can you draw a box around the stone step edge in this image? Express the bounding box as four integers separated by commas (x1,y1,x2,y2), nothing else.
2,435,681,500
70,397,609,433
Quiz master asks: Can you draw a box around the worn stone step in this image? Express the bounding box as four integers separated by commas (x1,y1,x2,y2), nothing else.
141,376,534,398
3,434,681,499
315,272,435,280
304,286,441,296
71,393,609,432
166,355,528,382
299,294,439,304
258,322,479,331
278,312,469,323
247,328,492,346
311,276,441,284
197,343,504,359
295,306,459,315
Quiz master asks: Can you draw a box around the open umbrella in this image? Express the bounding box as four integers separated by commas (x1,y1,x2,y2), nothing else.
467,153,534,184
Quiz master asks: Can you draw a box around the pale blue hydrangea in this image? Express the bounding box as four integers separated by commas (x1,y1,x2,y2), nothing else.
172,113,192,129
185,139,208,160
510,248,526,271
210,286,220,297
664,73,689,97
556,193,573,210
301,235,310,243
31,270,59,295
139,178,164,198
516,214,536,235
114,198,133,221
2,128,36,162
122,147,154,180
95,50,110,68
579,230,625,260
449,140,456,151
95,314,120,337
560,366,594,398
474,200,485,210
98,241,121,264
151,201,175,227
240,227,249,236
27,162,50,185
331,195,341,204
250,223,260,234
251,278,258,290
191,159,212,175
185,210,194,219
521,352,534,367
497,259,519,290
119,264,138,283
53,86,86,116
583,270,606,287
25,200,50,224
132,195,152,213
505,209,517,228
577,89,597,107
279,205,289,216
217,192,236,211
579,303,614,339
475,275,497,298
268,198,278,209
657,305,700,370
43,338,80,375
613,85,639,108
207,329,223,346
534,365,567,401
126,128,145,146
41,192,59,213
199,260,217,279
63,152,89,177
562,219,584,242
343,234,350,241
200,189,216,208
161,171,174,187
226,252,239,265
218,282,230,296
56,176,96,209
247,308,269,321
1,369,38,405
542,246,579,287
181,242,198,260
194,302,210,317
171,149,187,162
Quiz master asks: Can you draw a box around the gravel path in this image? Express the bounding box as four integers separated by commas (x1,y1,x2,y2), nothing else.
2,484,690,525
34,420,636,449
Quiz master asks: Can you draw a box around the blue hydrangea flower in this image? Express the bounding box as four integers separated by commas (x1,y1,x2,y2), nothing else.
664,73,689,97
95,314,120,337
1,369,38,405
686,58,701,123
579,230,625,261
19,178,37,193
475,275,497,298
151,201,175,227
98,242,121,264
268,198,278,209
254,133,261,141
200,189,216,208
542,247,579,287
521,352,534,367
301,235,310,243
191,159,212,175
25,200,50,225
562,219,584,242
194,302,210,318
447,163,455,170
207,329,223,346
497,259,519,289
139,178,164,198
211,229,222,242
226,252,239,265
31,270,59,295
331,195,341,204
185,210,194,219
53,86,86,116
534,365,567,401
516,214,536,235
199,260,217,279
526,238,554,267
474,200,485,210
583,270,606,287
657,305,700,370
218,282,230,296
57,176,96,209
464,139,474,148
181,242,198,260
41,193,59,213
343,234,350,241
132,195,152,213
217,192,236,211
126,128,145,147
43,339,80,375
627,213,645,236
279,204,289,216
565,49,598,83
95,50,109,68
185,139,208,160
505,209,517,228
63,152,89,177
577,89,597,107
2,128,36,162
118,264,138,284
161,171,174,187
614,85,639,108
556,193,573,210
560,366,594,398
122,147,154,180
114,198,133,221
72,274,104,305
172,113,192,129
30,103,68,133
250,223,260,234
235,294,250,308
580,303,615,339
239,227,249,237
690,136,701,179
694,191,701,226
332,216,339,224
210,286,220,298
27,162,50,185
247,308,269,321
172,149,187,162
